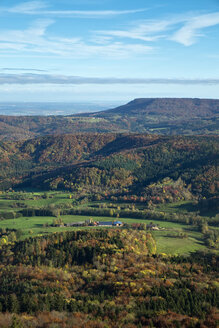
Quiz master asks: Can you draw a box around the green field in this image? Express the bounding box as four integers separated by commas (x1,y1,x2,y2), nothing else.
0,191,218,256
156,200,218,217
0,191,73,212
0,214,207,255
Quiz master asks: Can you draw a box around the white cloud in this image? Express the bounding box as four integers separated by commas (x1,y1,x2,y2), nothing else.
0,19,54,41
0,73,219,85
171,12,219,46
0,20,153,58
2,1,146,18
1,68,47,72
1,3,219,64
98,20,171,42
98,12,219,46
8,1,47,13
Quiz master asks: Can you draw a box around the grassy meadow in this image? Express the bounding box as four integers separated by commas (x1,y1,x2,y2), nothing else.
0,191,217,255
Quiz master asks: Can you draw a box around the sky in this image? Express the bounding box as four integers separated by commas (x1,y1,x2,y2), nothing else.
0,0,219,103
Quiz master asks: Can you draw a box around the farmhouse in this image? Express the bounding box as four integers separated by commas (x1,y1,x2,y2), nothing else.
146,222,160,230
98,221,124,227
98,221,113,226
113,221,123,227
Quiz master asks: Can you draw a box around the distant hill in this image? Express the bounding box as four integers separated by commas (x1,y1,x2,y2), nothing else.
90,98,219,135
98,98,219,117
0,98,218,140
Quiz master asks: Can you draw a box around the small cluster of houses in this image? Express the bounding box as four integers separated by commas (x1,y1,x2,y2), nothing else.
64,219,124,228
59,220,161,230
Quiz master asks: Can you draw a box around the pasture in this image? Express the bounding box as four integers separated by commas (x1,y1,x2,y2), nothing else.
0,214,207,255
0,191,217,255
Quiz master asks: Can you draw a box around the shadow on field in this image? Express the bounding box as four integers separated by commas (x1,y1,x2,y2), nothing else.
174,202,197,213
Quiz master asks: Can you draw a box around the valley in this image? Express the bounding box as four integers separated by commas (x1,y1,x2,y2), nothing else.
0,99,218,327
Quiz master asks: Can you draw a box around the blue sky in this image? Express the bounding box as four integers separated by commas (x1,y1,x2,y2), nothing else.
0,0,219,102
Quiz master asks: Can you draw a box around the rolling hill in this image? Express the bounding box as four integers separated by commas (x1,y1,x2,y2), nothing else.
97,98,219,117
0,98,218,140
0,133,218,201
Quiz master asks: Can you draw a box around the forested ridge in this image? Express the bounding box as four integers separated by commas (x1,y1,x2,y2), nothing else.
0,229,218,327
0,134,218,202
0,98,218,140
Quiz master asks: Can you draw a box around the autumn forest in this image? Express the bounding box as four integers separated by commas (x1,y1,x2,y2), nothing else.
0,98,218,327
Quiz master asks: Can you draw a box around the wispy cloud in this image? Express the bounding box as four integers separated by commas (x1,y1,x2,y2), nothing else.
98,12,219,46
98,20,171,42
171,12,219,46
1,73,219,85
0,18,54,41
0,19,153,58
2,1,146,18
1,68,47,72
7,1,47,13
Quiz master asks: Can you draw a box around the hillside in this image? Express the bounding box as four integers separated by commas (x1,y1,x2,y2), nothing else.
0,128,218,328
0,98,218,140
99,98,219,117
91,98,219,135
0,229,218,327
0,134,218,202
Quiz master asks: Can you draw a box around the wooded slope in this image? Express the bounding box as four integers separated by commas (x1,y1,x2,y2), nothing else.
0,134,218,201
0,98,218,140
